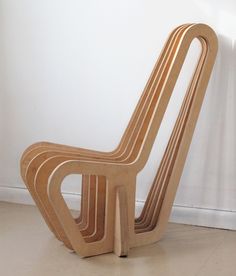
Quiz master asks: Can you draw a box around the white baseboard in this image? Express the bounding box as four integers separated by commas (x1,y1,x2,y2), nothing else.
0,186,81,211
1,186,236,230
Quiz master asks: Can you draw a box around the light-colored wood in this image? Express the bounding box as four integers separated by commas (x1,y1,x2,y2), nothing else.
20,24,187,246
25,23,189,240
135,39,207,232
114,185,129,257
20,23,218,257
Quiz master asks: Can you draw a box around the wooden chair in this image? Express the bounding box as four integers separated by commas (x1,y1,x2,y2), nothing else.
20,23,189,250
20,24,188,248
20,23,218,257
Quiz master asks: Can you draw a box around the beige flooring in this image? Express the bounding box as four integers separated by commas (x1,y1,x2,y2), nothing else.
0,202,235,276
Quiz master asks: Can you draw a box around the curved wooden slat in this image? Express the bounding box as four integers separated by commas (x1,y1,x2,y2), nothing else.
20,23,218,257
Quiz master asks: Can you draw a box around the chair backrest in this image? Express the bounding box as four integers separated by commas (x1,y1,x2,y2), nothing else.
111,24,191,160
121,23,218,170
136,25,213,230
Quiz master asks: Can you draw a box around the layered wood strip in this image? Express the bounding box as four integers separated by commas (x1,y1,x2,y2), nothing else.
20,23,218,257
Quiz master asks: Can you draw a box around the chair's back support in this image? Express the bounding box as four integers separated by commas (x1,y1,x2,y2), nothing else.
136,29,210,232
108,25,190,159
132,24,217,169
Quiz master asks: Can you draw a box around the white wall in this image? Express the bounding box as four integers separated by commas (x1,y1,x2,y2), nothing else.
0,0,236,229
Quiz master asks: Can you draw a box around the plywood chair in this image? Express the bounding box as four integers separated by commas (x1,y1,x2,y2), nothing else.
20,24,189,251
20,23,218,257
20,24,189,248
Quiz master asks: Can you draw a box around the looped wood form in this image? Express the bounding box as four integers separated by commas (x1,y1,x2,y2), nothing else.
20,23,218,257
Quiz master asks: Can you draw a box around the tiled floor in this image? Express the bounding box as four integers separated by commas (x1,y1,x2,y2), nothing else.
0,202,235,276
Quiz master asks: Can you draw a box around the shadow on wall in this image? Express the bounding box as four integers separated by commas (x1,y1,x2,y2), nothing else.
201,34,236,210
176,34,236,213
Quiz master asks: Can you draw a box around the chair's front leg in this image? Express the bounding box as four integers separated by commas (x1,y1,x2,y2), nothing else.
114,185,129,256
112,174,136,257
48,161,115,256
48,160,135,257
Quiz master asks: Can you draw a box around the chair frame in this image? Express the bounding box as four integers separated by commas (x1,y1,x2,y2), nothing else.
20,23,218,257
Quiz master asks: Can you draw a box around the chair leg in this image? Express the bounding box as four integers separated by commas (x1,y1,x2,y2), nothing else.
114,186,129,257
